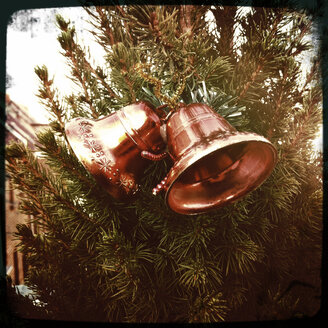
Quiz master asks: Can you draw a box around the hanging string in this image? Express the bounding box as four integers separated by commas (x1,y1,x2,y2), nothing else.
135,63,186,113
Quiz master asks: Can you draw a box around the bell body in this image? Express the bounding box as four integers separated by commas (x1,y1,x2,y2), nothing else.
163,103,277,215
65,101,165,200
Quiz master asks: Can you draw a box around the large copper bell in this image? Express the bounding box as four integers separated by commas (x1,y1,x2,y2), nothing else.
151,103,277,215
65,101,166,200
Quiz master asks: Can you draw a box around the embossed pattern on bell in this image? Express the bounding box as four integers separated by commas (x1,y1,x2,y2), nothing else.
65,101,166,201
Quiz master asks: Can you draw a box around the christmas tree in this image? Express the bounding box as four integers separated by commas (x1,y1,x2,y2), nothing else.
5,4,322,323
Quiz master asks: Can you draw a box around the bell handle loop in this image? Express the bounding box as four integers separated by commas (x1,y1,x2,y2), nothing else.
141,150,168,161
159,102,186,123
154,104,173,124
154,104,169,120
154,103,176,124
152,176,168,195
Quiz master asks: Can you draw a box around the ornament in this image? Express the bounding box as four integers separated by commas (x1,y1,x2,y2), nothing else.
148,103,277,215
65,101,166,200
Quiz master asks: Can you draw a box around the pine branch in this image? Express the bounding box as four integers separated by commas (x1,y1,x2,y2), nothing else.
85,62,118,99
286,18,312,57
211,6,237,58
120,62,137,103
6,143,101,229
237,60,264,101
115,5,134,43
36,129,96,189
280,92,321,159
66,10,118,99
35,65,66,130
86,6,116,47
56,15,100,118
299,57,320,96
148,9,175,49
178,5,194,38
188,292,228,322
235,9,285,102
70,52,99,118
267,65,289,140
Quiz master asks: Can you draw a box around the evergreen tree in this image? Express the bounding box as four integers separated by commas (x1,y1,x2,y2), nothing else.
5,4,322,322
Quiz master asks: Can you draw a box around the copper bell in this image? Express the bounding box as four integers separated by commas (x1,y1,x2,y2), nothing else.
65,101,166,200
151,103,277,215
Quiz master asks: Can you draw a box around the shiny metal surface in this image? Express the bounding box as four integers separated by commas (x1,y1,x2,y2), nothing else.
162,103,277,215
65,101,166,200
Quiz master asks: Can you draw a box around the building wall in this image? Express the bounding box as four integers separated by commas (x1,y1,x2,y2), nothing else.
5,94,48,285
5,178,28,285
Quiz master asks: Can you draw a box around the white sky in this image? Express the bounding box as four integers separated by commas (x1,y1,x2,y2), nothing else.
6,6,322,151
6,7,105,123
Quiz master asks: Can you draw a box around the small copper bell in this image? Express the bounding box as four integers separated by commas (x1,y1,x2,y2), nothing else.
150,103,277,215
65,101,166,200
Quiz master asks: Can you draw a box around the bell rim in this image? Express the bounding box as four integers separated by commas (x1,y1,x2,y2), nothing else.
164,131,277,215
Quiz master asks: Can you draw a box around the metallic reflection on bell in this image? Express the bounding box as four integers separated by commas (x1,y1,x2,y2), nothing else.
65,101,166,200
151,103,277,215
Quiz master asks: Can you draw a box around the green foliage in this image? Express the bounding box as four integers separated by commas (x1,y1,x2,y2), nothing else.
5,4,322,323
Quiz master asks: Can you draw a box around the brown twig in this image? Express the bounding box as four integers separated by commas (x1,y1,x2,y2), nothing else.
237,61,264,101
212,6,237,57
179,5,194,38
